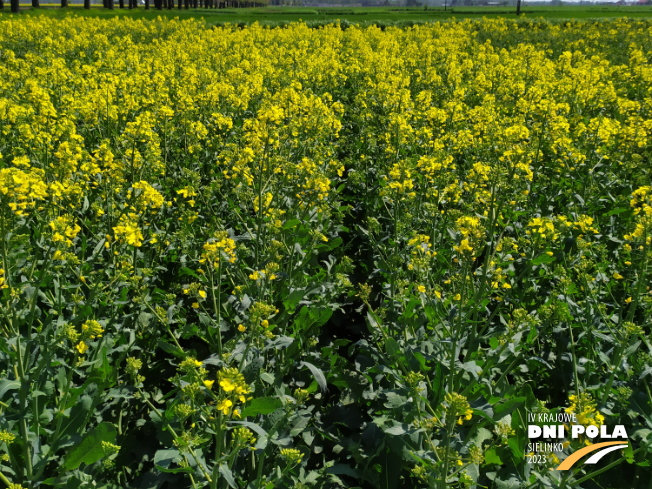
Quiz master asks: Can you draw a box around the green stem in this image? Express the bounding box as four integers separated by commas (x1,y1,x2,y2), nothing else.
15,336,34,483
600,340,626,408
211,264,223,357
390,191,399,313
568,322,580,401
26,244,52,341
626,232,648,324
573,444,647,486
255,444,268,487
440,418,453,489
210,412,224,489
254,145,268,271
142,395,213,484
52,361,76,446
0,469,12,487
143,300,183,353
467,186,509,360
0,206,8,286
448,260,468,394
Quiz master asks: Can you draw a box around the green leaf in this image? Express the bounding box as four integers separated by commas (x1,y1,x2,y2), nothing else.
461,360,482,379
624,340,641,356
519,383,538,411
289,415,310,436
293,306,333,332
62,422,117,471
385,337,400,359
326,464,359,478
384,392,407,409
157,339,182,356
603,207,629,217
260,372,275,384
59,395,93,442
283,289,306,313
469,427,493,448
263,336,293,351
484,448,502,465
282,219,301,230
384,424,407,436
0,379,20,400
154,449,193,474
624,443,634,463
531,253,555,265
241,397,283,418
154,449,182,468
494,397,526,418
219,463,237,488
179,267,200,279
507,430,524,462
632,428,651,442
412,351,427,371
301,361,328,392
495,475,521,489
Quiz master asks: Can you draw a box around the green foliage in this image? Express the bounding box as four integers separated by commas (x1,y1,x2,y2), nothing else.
0,14,651,489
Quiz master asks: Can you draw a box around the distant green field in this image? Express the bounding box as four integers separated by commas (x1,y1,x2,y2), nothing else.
2,4,652,23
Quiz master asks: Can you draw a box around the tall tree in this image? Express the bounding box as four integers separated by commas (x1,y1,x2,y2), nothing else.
10,0,19,12
516,0,521,14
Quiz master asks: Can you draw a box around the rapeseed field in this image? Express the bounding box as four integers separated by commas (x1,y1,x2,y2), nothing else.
0,16,651,488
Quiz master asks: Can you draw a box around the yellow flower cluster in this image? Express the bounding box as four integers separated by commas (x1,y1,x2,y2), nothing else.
565,392,605,428
625,186,652,246
200,232,237,267
113,213,143,248
444,392,473,426
280,447,304,464
132,181,165,212
75,319,104,355
631,186,652,217
200,367,254,417
218,368,252,401
0,431,16,444
49,215,81,247
527,217,558,242
0,167,48,217
233,427,257,450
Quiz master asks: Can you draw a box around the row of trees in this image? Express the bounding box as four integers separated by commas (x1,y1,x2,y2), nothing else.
99,0,269,8
2,0,267,12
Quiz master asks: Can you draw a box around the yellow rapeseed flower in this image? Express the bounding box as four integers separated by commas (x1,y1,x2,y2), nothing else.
76,341,88,355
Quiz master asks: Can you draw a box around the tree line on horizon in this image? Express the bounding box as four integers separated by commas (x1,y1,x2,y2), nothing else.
2,0,267,13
